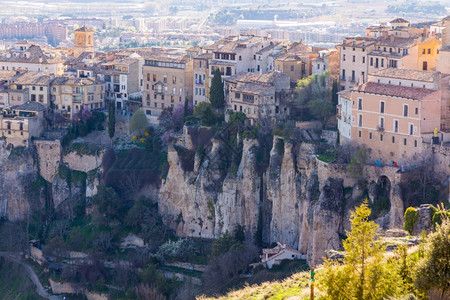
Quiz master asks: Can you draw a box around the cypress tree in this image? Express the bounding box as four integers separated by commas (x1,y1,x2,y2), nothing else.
108,101,115,139
209,68,225,110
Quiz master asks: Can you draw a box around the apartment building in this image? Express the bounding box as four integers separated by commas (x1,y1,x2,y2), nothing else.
205,35,271,86
339,19,441,91
192,53,211,106
311,49,339,77
0,101,46,147
342,69,441,163
142,54,193,120
99,57,142,110
0,42,65,75
51,76,104,120
224,71,290,125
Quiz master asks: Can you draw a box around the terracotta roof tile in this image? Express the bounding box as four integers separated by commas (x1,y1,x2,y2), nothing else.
355,82,439,100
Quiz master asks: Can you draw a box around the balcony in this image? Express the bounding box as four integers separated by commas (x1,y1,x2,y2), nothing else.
73,96,82,104
377,126,384,132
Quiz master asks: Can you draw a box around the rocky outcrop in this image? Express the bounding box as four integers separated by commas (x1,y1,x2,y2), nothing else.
0,142,46,221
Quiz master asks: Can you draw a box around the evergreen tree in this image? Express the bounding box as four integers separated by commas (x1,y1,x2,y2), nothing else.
319,200,401,299
415,216,450,299
209,68,225,110
331,79,339,105
108,101,115,139
130,110,149,135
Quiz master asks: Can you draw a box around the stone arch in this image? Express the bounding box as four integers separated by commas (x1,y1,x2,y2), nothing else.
368,175,392,228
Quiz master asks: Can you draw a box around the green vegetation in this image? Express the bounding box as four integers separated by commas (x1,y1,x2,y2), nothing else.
108,101,116,139
194,102,222,126
0,257,43,299
404,207,419,234
129,110,149,134
415,216,450,298
320,200,401,299
209,68,225,110
65,142,103,156
61,111,105,147
317,153,336,163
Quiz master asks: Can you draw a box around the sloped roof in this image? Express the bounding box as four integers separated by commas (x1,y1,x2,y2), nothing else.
355,82,439,100
391,18,410,24
371,69,436,82
75,26,94,32
12,101,46,111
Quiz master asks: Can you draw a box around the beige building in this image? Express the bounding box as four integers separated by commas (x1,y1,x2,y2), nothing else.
10,72,53,107
142,54,193,120
192,53,211,106
224,71,290,125
51,76,104,120
344,69,441,164
73,26,95,58
0,101,46,146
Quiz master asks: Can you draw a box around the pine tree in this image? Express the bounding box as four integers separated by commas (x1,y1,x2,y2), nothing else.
108,101,115,139
415,216,450,299
331,79,339,105
209,68,225,110
319,200,401,299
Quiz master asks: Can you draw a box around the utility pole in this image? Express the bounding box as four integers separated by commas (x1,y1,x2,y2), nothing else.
310,267,315,300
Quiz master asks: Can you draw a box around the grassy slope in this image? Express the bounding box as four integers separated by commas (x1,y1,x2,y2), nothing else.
200,271,323,300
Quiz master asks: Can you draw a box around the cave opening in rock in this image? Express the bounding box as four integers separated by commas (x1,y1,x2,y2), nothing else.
370,175,391,220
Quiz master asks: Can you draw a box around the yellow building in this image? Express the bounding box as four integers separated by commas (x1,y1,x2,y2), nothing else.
73,26,94,58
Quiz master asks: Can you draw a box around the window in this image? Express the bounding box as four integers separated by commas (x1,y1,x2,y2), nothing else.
351,70,355,81
428,48,431,54
352,55,355,62
163,75,167,83
380,101,385,113
409,123,414,135
423,61,427,71
317,64,320,69
343,54,346,61
40,86,43,91
381,59,384,67
415,107,418,115
358,130,362,137
414,140,417,147
358,114,363,127
394,120,399,133
375,58,379,68
290,65,294,72
361,72,365,81
32,86,36,91
379,117,384,129
153,74,156,82
154,102,157,107
172,87,176,95
172,76,176,84
404,139,407,145
380,134,383,141
370,57,373,66
342,69,346,80
235,92,240,99
369,132,372,139
403,104,408,117
358,98,363,110
362,57,365,63
392,136,395,143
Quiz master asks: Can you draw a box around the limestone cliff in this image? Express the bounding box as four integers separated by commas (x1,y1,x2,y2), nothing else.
0,142,45,221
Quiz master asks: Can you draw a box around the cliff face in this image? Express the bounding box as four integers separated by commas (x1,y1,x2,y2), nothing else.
160,136,349,265
0,140,101,222
0,142,45,221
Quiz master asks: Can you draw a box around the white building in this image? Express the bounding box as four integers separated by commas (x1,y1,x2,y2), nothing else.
260,242,304,269
336,89,353,142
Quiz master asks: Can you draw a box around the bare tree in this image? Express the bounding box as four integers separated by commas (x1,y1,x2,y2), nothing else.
94,232,114,253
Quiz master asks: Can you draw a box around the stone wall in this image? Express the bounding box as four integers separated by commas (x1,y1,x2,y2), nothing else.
63,151,104,173
34,139,62,183
321,129,338,147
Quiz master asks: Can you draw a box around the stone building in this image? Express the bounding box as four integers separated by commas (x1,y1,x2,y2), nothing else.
224,71,290,125
73,26,94,58
51,76,104,120
0,101,46,146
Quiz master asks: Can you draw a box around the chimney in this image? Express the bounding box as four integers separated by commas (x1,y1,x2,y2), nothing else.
382,31,388,39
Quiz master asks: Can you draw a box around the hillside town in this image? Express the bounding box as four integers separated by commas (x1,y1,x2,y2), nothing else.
0,6,448,300
0,17,448,169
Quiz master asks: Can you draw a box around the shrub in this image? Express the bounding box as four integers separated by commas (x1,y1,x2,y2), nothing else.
404,207,419,235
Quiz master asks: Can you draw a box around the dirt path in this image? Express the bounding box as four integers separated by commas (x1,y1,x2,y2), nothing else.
0,252,60,300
